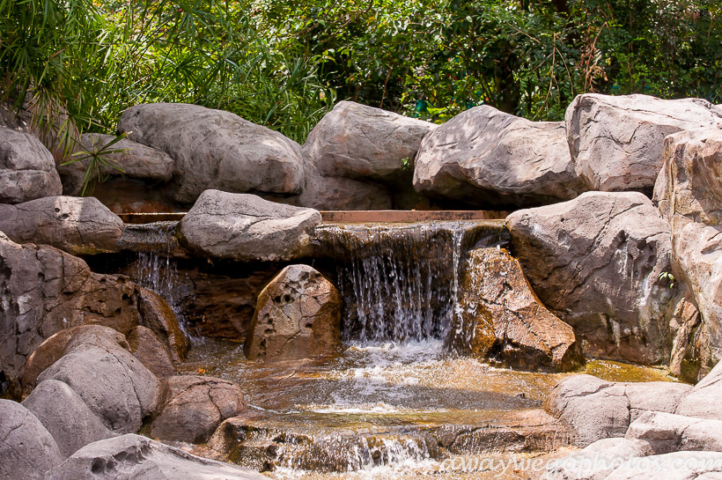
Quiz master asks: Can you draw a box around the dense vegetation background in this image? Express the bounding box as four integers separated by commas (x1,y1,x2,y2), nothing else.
1,0,720,147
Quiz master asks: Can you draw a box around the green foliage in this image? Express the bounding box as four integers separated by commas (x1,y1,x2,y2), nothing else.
1,0,720,164
62,133,127,196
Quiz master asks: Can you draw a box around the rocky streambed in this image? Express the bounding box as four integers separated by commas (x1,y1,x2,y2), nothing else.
5,93,722,480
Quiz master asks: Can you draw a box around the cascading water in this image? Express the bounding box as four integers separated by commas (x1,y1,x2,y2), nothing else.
316,221,492,348
122,221,190,333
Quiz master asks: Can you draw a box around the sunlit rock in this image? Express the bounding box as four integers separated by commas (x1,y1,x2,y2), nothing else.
566,93,722,193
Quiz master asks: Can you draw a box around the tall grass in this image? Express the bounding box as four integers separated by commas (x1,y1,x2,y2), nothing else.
0,0,335,151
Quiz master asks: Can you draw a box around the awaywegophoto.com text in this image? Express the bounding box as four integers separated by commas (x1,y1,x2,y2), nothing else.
438,454,722,476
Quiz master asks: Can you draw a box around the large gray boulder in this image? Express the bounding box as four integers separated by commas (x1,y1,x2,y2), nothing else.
654,128,722,380
0,400,63,480
244,265,342,361
507,191,680,364
626,411,722,455
542,438,652,480
118,103,304,204
304,100,436,182
150,375,245,443
180,190,321,261
0,234,142,387
0,196,124,255
37,341,160,434
413,105,584,207
44,434,266,480
566,93,722,193
22,379,115,458
58,133,174,196
544,374,691,447
0,127,62,204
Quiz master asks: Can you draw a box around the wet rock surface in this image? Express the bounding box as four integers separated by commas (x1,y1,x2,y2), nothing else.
151,375,245,444
0,127,62,204
0,196,124,255
180,190,321,261
544,374,691,447
507,191,680,364
244,264,342,361
454,247,583,371
0,399,63,480
118,103,305,204
44,434,266,480
414,105,584,207
566,93,722,193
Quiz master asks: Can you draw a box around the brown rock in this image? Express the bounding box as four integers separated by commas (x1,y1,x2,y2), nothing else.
451,248,583,371
128,326,176,379
138,287,189,363
150,375,245,443
244,265,342,361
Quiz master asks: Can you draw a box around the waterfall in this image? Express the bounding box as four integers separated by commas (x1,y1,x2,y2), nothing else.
122,221,189,333
316,221,502,346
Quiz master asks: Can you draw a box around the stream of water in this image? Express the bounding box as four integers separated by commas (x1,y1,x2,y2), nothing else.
126,220,677,479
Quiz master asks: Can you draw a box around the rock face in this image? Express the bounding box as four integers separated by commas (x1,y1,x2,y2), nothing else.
37,341,160,434
0,234,141,385
304,100,436,181
566,94,722,193
507,191,680,364
604,451,722,480
0,127,62,204
22,379,115,458
544,374,692,447
180,190,321,261
0,399,63,480
44,434,266,480
137,287,189,363
244,265,342,361
58,133,174,196
150,375,245,443
118,103,304,204
413,105,584,207
654,128,722,380
0,196,124,255
453,248,582,371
